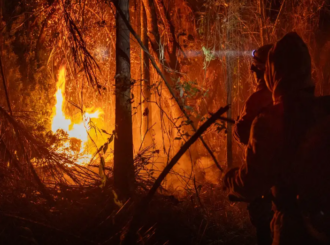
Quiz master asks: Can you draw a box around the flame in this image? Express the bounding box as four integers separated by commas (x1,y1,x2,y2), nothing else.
51,68,104,165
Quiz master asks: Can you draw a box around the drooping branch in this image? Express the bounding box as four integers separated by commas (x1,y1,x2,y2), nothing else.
0,107,54,205
0,4,52,200
36,4,58,65
62,4,101,91
0,139,22,173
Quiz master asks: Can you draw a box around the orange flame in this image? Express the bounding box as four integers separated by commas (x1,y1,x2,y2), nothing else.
51,68,104,165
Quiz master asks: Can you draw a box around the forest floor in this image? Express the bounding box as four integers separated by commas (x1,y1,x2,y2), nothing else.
0,99,255,244
0,178,255,245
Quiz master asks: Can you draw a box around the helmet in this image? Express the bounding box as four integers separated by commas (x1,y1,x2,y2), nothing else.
251,44,273,72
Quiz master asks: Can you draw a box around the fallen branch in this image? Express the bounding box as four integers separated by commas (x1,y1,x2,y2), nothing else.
123,105,230,245
111,1,232,172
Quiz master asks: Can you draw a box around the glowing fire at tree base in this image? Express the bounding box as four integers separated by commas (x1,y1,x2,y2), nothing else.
51,68,104,165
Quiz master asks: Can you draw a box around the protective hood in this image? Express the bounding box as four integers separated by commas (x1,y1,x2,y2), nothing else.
265,32,314,102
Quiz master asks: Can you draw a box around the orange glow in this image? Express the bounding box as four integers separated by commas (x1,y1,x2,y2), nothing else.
51,68,104,165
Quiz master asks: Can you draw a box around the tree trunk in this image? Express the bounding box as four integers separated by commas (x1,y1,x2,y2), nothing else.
226,58,233,168
258,0,265,45
141,0,181,122
140,3,151,144
226,3,233,168
154,0,176,66
141,0,160,55
114,0,135,199
141,0,176,79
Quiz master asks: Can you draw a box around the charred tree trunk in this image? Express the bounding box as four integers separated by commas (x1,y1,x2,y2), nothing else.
114,0,135,199
140,3,151,144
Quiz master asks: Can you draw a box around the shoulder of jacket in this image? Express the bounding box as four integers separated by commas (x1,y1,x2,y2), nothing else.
252,104,283,129
246,89,272,104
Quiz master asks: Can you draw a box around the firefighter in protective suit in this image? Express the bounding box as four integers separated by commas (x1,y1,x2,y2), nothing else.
234,44,273,145
234,44,274,245
224,32,320,245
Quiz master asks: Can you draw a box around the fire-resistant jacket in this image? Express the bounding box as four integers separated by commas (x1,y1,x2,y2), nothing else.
224,32,318,245
234,82,272,145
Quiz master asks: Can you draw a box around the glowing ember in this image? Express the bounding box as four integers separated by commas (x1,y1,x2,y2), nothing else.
51,67,103,165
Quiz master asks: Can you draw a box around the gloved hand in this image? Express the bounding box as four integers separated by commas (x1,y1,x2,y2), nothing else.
222,167,239,191
223,168,247,202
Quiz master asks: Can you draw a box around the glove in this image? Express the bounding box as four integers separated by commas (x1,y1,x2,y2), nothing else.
222,167,239,191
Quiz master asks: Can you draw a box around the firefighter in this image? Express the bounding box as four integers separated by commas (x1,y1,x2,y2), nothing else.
224,32,318,245
234,44,273,145
234,44,274,245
